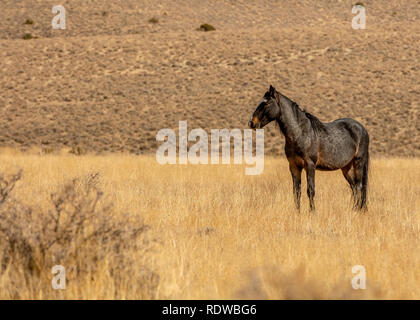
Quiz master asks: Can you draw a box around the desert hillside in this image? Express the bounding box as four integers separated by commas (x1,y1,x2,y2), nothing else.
0,0,419,156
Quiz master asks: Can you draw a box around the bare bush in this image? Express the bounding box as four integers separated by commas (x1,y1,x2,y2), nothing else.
0,170,158,299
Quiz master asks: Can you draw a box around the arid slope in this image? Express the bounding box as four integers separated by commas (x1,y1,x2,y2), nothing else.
0,0,419,156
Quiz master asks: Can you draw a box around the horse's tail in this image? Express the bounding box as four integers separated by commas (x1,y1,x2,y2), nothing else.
361,149,369,210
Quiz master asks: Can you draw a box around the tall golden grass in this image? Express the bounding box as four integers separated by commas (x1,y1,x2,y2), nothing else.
0,150,419,299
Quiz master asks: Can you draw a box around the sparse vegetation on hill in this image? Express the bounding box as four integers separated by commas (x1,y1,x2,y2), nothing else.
0,1,418,156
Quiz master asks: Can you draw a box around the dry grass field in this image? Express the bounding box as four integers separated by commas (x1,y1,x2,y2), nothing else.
0,151,418,299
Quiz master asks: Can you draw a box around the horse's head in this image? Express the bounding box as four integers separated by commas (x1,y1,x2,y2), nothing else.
248,85,280,129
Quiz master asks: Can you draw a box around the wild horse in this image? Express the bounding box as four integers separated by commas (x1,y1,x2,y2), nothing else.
249,85,370,211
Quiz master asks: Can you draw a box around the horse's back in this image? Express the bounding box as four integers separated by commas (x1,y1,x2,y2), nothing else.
326,118,368,142
316,118,369,169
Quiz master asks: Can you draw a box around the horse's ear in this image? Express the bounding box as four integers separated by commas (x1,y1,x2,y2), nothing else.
269,85,276,96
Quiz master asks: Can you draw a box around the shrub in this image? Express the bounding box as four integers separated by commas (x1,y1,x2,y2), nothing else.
148,17,159,24
197,23,216,32
22,33,33,40
0,171,158,299
24,19,34,25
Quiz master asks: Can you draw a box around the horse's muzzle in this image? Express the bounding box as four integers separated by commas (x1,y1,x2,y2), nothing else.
248,120,259,129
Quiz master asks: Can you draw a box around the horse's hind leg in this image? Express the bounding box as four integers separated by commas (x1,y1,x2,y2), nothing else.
341,162,357,207
353,155,369,211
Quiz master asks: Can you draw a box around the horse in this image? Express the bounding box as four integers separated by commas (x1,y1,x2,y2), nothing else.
248,85,370,211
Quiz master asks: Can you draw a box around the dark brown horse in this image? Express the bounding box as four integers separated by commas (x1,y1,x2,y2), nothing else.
249,85,370,211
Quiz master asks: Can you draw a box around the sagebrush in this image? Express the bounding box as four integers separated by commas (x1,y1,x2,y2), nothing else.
0,170,158,299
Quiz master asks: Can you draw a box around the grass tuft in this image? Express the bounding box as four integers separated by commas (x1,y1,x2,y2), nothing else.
69,145,86,156
22,33,33,40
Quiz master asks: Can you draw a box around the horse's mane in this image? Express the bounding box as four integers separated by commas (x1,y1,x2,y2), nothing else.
303,108,325,132
288,97,326,133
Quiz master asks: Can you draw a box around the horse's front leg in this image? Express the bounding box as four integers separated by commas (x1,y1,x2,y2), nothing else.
305,162,316,211
289,164,302,211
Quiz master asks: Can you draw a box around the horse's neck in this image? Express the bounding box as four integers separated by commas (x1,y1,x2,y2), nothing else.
277,95,306,142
